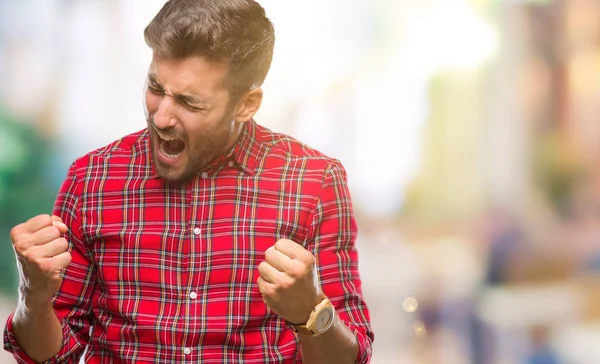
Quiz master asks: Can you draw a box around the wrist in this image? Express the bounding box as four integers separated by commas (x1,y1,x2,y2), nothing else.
18,289,54,316
13,302,55,331
288,293,324,325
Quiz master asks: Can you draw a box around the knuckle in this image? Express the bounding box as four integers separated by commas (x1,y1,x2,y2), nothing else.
279,277,293,290
262,285,274,297
275,238,291,249
33,214,53,229
257,281,267,295
56,252,72,269
288,266,301,279
39,214,52,224
9,225,23,242
289,262,307,278
13,241,27,254
49,226,61,238
56,238,69,251
38,259,54,273
264,249,274,259
19,249,33,262
303,252,315,265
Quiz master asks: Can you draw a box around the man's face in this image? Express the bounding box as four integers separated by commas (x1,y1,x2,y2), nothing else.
144,55,238,182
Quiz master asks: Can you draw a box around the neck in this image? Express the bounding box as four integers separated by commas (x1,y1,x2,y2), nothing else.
225,121,247,152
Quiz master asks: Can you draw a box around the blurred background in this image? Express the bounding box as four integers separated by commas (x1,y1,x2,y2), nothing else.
1,0,600,362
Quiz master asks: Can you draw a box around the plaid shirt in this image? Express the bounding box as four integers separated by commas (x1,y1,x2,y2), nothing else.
4,120,373,363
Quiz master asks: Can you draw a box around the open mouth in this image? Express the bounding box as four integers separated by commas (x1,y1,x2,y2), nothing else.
155,129,185,158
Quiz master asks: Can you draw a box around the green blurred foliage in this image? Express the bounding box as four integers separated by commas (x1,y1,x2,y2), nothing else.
0,106,56,297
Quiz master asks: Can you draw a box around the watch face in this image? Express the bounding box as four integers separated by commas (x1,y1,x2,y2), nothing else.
316,308,334,332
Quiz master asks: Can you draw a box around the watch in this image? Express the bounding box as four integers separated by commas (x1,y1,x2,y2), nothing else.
289,296,335,337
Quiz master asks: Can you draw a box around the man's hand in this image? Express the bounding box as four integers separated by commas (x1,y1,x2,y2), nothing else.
257,239,322,324
10,214,72,307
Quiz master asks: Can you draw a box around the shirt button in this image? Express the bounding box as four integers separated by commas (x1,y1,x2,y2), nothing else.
189,291,198,299
193,227,201,235
227,160,234,168
201,172,208,179
183,347,192,355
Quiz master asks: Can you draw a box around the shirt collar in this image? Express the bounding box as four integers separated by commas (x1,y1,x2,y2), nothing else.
225,119,265,176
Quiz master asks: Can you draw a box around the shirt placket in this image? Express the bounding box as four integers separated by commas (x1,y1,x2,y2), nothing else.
182,173,211,361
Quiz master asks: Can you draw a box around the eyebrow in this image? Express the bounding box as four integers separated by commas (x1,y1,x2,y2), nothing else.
148,74,212,108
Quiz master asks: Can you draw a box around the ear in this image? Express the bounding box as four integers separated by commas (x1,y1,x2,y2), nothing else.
234,88,263,123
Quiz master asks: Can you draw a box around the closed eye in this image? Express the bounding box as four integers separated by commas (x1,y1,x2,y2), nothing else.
148,85,164,95
181,102,204,112
175,97,207,112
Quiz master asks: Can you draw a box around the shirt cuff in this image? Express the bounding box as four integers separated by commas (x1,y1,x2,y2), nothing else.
342,319,374,364
4,312,86,364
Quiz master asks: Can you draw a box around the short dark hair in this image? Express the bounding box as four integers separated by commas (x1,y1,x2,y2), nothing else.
144,0,275,102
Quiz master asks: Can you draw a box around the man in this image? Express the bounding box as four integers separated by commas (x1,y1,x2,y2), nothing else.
4,0,374,362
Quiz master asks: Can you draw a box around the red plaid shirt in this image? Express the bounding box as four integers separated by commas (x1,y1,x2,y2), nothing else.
4,120,373,363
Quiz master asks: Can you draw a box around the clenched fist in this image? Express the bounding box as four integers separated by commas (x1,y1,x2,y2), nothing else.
10,214,72,305
257,239,323,325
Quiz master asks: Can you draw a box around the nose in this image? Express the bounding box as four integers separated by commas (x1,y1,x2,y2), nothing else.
153,96,177,129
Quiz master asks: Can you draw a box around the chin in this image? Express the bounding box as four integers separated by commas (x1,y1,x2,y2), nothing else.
155,159,198,182
152,154,187,183
154,165,180,182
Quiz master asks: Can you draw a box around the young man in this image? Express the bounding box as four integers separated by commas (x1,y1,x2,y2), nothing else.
4,1,373,362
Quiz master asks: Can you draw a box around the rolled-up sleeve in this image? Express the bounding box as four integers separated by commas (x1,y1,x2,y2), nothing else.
307,161,374,363
4,161,97,363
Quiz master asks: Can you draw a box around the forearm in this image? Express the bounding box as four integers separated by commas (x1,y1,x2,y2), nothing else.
299,315,359,364
12,298,63,362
